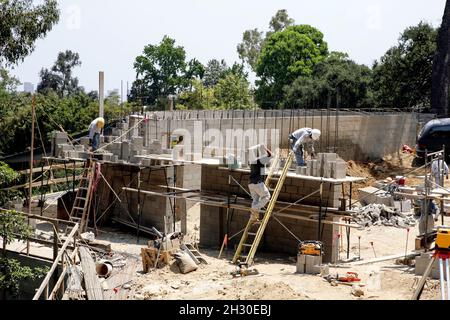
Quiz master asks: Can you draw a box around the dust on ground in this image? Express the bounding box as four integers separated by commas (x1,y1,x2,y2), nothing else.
75,152,448,300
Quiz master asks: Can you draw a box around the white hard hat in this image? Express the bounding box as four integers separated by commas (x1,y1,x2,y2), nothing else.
311,129,321,141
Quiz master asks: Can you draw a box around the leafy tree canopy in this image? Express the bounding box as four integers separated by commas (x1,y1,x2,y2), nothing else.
372,22,438,110
284,52,373,109
255,24,329,107
0,0,59,66
37,50,83,97
237,9,295,71
129,36,200,109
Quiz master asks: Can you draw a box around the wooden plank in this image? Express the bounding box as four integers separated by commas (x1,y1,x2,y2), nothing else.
79,246,104,300
348,251,421,266
3,175,83,191
33,224,79,300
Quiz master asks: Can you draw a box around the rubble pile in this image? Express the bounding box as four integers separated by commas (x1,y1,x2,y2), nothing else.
351,204,417,228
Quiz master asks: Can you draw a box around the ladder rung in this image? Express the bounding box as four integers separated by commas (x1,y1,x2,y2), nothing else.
79,187,88,190
248,232,256,236
73,206,84,211
243,244,252,247
75,197,86,201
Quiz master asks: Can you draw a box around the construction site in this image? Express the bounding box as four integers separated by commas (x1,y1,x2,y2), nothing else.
2,106,450,301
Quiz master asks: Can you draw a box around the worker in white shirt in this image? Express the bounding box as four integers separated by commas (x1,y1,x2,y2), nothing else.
289,128,321,167
88,117,105,151
431,158,449,187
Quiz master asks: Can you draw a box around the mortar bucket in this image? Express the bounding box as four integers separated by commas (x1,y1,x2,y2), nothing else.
96,260,113,278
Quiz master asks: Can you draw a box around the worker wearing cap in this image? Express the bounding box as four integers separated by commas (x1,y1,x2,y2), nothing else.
431,158,449,187
88,117,105,151
248,145,272,222
289,128,321,167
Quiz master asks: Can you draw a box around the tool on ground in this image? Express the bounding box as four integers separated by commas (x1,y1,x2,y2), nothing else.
230,265,259,278
299,241,323,256
412,226,450,300
338,272,361,283
370,241,377,258
232,152,293,269
358,236,361,259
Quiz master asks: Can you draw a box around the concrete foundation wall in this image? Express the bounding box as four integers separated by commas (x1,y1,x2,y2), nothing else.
144,112,423,161
198,164,341,263
99,163,186,234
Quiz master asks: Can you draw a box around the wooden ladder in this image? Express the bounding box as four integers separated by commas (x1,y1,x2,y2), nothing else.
232,151,293,267
69,159,95,233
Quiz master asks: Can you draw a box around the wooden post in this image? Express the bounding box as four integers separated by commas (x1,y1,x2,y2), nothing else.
99,71,104,118
27,95,36,256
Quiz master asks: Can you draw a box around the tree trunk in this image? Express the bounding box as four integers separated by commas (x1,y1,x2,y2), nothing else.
431,0,450,117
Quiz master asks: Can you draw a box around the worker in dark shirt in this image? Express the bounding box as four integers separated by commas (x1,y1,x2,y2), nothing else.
248,145,272,222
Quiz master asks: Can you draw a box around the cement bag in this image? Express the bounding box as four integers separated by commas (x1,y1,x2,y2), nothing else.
174,251,198,274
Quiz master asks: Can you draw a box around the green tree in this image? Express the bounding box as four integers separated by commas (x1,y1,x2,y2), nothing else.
0,0,59,66
255,25,328,108
129,36,191,108
268,9,295,36
37,50,83,97
237,29,264,71
177,79,215,110
372,22,438,110
284,52,373,109
0,210,47,299
0,162,20,207
203,59,228,88
0,69,20,92
237,9,295,72
214,73,255,109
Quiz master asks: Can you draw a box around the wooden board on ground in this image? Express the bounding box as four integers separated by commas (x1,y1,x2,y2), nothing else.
103,258,139,300
79,246,104,300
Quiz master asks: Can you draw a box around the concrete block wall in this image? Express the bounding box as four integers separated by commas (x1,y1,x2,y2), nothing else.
199,203,339,263
200,165,342,208
99,163,186,234
144,112,421,161
198,164,341,262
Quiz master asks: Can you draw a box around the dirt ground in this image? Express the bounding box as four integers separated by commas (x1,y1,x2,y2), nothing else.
91,152,448,300
96,214,446,301
5,151,447,300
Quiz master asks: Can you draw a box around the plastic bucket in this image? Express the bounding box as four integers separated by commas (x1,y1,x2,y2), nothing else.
96,260,113,278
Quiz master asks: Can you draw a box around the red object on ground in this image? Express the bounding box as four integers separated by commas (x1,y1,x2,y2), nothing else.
402,145,413,154
398,177,406,186
338,272,361,282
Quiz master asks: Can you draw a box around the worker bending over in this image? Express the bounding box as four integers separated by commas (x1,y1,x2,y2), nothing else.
248,145,272,222
431,157,449,187
289,128,321,167
88,117,105,152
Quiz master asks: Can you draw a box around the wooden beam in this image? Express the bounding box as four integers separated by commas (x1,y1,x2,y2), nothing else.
33,224,79,300
3,175,83,191
79,246,104,300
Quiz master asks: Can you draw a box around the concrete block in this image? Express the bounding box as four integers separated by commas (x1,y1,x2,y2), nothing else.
131,136,144,151
331,161,347,179
358,186,394,206
296,254,306,274
74,144,85,152
54,131,68,141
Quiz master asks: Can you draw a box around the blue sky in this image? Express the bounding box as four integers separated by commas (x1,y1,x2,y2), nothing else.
10,0,447,94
